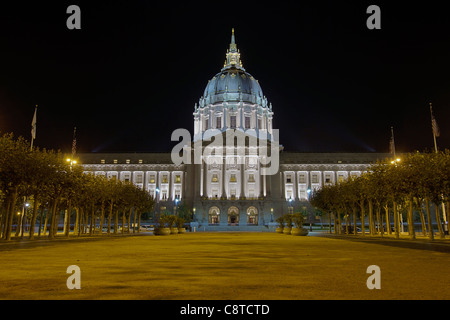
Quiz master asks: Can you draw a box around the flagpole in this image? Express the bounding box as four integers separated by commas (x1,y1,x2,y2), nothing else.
430,103,438,153
390,126,396,158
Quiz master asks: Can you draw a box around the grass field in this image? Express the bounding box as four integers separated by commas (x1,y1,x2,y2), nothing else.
0,232,449,300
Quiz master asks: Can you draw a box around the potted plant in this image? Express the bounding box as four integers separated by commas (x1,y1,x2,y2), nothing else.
275,216,285,233
154,214,171,236
176,216,186,233
283,214,293,235
291,212,309,236
166,215,178,234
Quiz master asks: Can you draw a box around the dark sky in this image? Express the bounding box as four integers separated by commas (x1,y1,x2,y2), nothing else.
0,1,449,154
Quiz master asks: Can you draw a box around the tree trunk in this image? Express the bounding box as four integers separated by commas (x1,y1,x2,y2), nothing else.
425,198,434,240
133,209,137,233
407,197,415,240
90,205,95,235
38,206,43,237
4,186,19,240
114,209,119,234
99,201,105,234
137,211,141,233
107,201,113,235
127,208,132,233
64,200,72,237
48,200,58,239
328,212,332,234
435,203,445,239
74,208,80,236
384,204,391,235
368,200,374,236
360,202,365,236
376,205,382,236
352,206,357,235
393,200,399,239
418,199,427,237
29,196,40,240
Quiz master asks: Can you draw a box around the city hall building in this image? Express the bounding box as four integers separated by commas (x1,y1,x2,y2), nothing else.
79,30,389,230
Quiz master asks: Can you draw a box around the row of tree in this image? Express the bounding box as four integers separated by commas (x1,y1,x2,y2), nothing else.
310,150,450,240
0,133,155,241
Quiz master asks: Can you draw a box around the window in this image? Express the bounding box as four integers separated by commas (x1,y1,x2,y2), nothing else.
135,174,143,184
212,174,218,183
286,175,292,183
258,118,262,129
245,116,250,129
204,119,209,130
338,175,344,183
230,174,236,182
126,159,130,164
325,175,331,184
230,189,236,199
100,159,105,164
216,117,221,129
299,174,306,183
230,115,237,128
175,175,181,183
149,175,156,183
162,175,168,183
312,174,319,184
248,174,255,183
123,174,130,182
138,159,143,164
113,159,118,164
162,191,167,200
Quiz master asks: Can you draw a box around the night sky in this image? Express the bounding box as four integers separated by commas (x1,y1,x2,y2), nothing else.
0,1,449,154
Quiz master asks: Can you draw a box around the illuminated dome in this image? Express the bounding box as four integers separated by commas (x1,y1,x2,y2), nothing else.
193,29,274,140
203,68,264,105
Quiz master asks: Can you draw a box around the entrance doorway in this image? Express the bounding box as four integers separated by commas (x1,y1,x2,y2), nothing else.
227,206,239,225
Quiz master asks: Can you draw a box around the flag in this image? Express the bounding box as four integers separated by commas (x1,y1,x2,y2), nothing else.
72,127,77,157
31,105,37,140
432,115,440,138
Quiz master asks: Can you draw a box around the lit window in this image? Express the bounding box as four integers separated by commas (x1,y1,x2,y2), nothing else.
230,115,237,128
100,159,105,164
338,175,344,183
113,159,118,164
126,159,130,164
149,175,156,183
216,117,221,129
245,116,250,129
139,159,143,164
212,174,218,182
230,174,236,182
162,175,168,183
175,175,181,183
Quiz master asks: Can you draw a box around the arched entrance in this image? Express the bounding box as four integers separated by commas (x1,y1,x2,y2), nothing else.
208,206,220,225
227,206,239,225
247,206,258,225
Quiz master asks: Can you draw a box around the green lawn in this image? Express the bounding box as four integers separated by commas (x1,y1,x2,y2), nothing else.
0,232,449,300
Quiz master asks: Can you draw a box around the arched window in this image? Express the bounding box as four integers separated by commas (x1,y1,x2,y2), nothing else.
208,206,220,225
247,206,258,225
